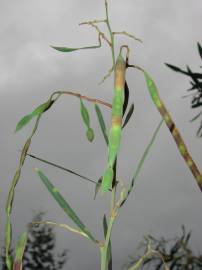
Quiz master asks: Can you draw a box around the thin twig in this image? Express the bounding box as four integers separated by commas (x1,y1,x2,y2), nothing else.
113,31,143,43
50,90,112,108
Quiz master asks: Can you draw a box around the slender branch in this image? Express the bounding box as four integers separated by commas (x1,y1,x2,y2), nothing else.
79,20,111,46
51,90,112,108
104,0,115,67
113,31,143,43
29,220,90,240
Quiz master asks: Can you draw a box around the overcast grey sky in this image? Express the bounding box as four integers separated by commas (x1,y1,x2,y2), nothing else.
1,0,202,269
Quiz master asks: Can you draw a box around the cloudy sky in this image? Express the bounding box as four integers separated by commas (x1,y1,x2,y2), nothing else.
1,0,202,269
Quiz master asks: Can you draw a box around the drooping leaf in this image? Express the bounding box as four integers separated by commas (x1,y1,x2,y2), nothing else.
15,114,34,132
80,98,90,128
122,103,134,129
86,128,94,142
35,168,96,243
123,80,129,117
51,46,79,52
94,178,102,199
15,99,55,132
94,103,108,145
197,42,202,60
31,100,54,117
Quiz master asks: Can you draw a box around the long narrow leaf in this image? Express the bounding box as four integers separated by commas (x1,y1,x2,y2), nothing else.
123,81,129,117
51,42,102,53
35,168,97,243
94,104,108,145
121,119,163,207
15,114,34,132
13,231,27,270
122,103,134,129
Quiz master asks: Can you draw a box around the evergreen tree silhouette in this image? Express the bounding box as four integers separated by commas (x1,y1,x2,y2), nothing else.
1,211,68,270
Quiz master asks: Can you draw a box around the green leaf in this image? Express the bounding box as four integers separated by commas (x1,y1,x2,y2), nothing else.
31,100,54,117
51,46,79,52
122,103,134,129
103,215,112,270
14,231,27,261
86,128,94,142
80,98,90,128
15,114,34,132
120,119,163,207
35,168,96,243
94,104,108,145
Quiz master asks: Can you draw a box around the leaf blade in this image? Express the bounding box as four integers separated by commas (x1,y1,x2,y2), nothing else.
35,168,96,243
94,103,108,145
15,114,34,132
122,103,134,129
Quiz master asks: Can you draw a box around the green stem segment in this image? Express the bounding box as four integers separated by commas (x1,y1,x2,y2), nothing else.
102,52,126,192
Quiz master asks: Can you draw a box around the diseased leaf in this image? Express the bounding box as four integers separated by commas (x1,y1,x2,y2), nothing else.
15,114,34,132
35,168,96,243
123,81,129,117
51,46,79,52
94,104,108,145
122,103,134,129
197,42,202,60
